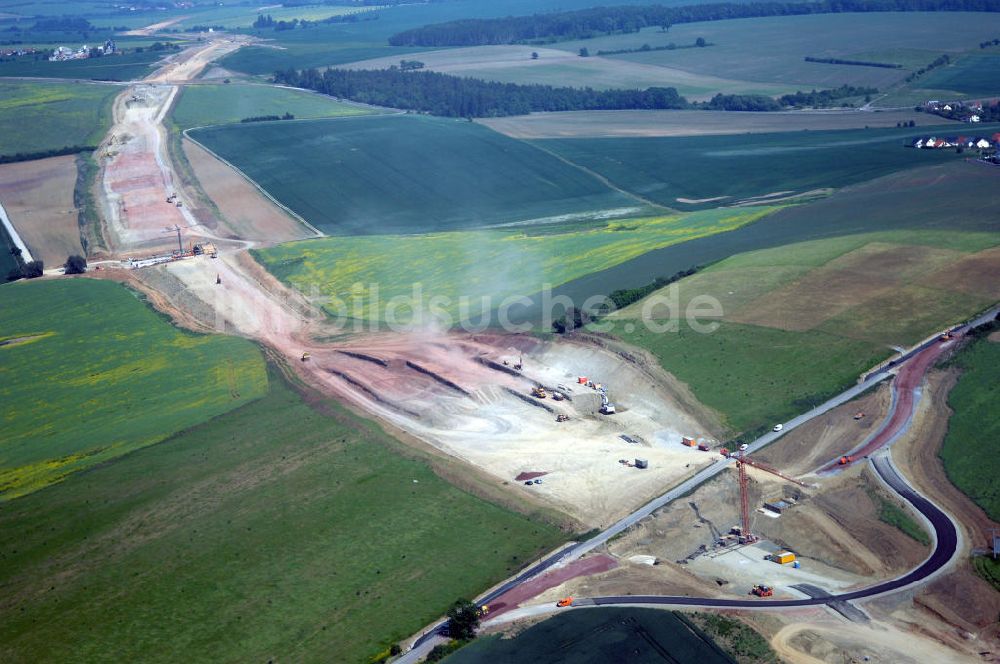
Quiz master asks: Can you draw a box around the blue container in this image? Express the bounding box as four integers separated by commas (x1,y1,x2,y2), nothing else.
792,561,801,569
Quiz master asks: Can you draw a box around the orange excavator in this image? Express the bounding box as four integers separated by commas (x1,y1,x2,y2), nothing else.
556,597,574,607
750,585,773,598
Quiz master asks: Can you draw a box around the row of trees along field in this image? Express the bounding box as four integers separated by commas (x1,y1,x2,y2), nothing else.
388,0,1000,46
272,67,687,116
273,67,876,116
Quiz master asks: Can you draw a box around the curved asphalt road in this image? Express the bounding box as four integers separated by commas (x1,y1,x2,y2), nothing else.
406,310,998,656
590,452,959,608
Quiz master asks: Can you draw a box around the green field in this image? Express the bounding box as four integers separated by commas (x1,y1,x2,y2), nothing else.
916,52,1000,96
0,279,267,499
254,207,776,323
0,50,164,81
612,320,887,434
173,3,370,30
0,364,564,663
535,124,993,210
191,115,645,235
172,83,372,130
553,13,1000,91
344,45,794,100
540,161,1000,321
0,81,117,157
607,229,999,433
447,608,764,664
940,332,1000,521
219,0,652,75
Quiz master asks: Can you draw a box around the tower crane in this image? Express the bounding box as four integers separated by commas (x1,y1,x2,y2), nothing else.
721,443,808,544
163,224,183,254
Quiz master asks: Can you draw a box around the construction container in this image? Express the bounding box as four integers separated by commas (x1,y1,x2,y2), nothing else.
772,551,796,565
682,437,697,447
764,500,791,514
635,458,648,469
578,376,588,384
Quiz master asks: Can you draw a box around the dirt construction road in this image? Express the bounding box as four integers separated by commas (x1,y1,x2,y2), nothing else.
93,37,726,529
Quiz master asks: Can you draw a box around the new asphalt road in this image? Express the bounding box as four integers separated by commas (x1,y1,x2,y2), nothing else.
402,309,997,659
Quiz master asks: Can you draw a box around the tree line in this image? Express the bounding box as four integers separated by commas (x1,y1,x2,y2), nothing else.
597,38,709,55
272,67,687,116
388,0,1000,47
804,56,902,68
253,11,375,31
240,113,295,123
0,145,95,165
273,66,883,116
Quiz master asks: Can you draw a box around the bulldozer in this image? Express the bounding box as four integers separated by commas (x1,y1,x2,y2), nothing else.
750,585,773,598
531,386,547,399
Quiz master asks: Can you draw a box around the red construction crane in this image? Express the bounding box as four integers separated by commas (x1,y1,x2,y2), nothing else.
735,445,757,544
720,444,808,544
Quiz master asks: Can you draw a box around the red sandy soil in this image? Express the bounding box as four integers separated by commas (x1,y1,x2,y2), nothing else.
483,554,618,620
822,336,956,471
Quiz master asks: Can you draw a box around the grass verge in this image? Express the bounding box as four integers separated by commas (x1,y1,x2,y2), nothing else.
870,491,931,545
686,613,779,664
973,556,1000,593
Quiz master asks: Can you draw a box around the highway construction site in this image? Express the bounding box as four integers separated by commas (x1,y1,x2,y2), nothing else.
72,37,1000,664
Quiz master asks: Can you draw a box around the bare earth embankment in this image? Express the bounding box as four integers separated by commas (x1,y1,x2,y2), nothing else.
182,137,312,243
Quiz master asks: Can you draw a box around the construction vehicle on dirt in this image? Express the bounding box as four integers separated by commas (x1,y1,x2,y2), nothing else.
531,386,547,399
598,387,616,415
556,597,573,607
556,414,570,422
750,585,774,597
838,455,853,465
301,352,311,362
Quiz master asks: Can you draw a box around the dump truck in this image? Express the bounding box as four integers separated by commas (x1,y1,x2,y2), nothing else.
531,386,547,399
698,442,711,451
556,414,570,422
750,585,774,597
682,437,697,447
